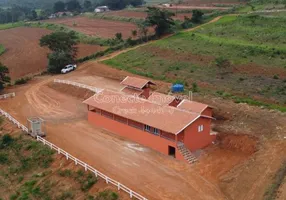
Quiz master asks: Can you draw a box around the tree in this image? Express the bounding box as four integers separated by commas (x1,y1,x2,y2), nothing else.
83,0,92,12
54,1,65,13
115,32,123,41
40,31,78,58
137,22,149,41
131,30,137,38
0,62,10,90
27,9,37,20
40,31,78,74
66,0,82,12
191,9,204,23
145,7,175,37
47,51,74,73
104,0,144,10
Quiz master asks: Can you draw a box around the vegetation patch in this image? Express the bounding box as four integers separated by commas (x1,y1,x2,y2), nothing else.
0,44,5,56
103,12,286,110
264,160,286,200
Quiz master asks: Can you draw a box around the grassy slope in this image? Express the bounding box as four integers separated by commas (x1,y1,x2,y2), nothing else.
0,22,24,30
103,14,286,112
0,121,121,200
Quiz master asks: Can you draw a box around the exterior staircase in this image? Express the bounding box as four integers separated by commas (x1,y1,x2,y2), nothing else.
177,143,198,164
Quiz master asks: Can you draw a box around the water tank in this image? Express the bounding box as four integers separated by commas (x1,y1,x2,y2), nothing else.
172,84,184,93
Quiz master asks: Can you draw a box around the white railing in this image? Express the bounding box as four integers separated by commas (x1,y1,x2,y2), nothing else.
0,108,147,200
0,109,28,132
0,92,15,100
54,79,103,94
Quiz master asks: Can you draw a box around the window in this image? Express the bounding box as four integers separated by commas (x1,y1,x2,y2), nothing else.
153,128,160,135
144,125,151,132
198,125,204,132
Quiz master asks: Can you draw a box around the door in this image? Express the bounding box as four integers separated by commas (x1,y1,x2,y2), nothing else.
168,146,176,158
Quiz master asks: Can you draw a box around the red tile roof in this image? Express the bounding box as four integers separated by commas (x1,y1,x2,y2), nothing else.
120,87,143,96
177,99,209,114
148,92,176,106
83,90,200,135
120,76,155,89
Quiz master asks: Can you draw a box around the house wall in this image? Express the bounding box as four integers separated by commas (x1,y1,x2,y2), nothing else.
183,117,215,151
88,111,181,157
201,107,212,117
169,99,181,107
141,87,150,99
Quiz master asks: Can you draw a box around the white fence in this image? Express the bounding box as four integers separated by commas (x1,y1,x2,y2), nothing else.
0,92,15,100
0,108,147,200
54,79,103,94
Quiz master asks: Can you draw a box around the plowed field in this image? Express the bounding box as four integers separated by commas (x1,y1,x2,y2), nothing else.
0,27,104,80
105,10,193,21
45,17,139,39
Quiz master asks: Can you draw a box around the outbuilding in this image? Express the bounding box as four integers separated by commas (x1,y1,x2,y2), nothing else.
83,77,216,163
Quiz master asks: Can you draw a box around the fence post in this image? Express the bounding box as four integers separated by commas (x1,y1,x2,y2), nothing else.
58,148,60,154
94,171,98,177
130,191,133,198
84,163,87,171
118,183,120,191
106,177,108,184
75,159,77,165
66,152,69,160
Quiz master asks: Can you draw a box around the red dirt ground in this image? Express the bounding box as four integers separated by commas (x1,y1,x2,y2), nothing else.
105,10,193,21
45,17,139,39
0,27,105,80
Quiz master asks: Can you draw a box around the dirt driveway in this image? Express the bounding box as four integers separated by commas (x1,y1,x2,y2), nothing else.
0,75,227,200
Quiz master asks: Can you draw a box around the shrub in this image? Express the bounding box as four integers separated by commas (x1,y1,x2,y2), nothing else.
181,17,193,29
14,77,31,85
80,173,98,192
0,153,8,164
273,75,279,79
58,169,72,177
1,134,14,147
192,82,199,93
95,190,119,200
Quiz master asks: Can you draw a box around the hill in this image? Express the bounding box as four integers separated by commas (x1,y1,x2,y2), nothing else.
103,13,286,111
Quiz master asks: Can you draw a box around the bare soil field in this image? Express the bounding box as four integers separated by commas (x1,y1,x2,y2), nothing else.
45,17,139,39
1,57,285,199
105,10,193,21
0,27,105,80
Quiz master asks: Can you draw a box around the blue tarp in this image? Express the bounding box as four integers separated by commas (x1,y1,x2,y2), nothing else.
172,84,184,92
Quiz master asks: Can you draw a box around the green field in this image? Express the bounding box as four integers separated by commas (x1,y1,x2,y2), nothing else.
0,44,5,56
103,14,286,111
0,21,24,30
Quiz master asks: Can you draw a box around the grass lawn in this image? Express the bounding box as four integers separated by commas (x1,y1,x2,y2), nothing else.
103,13,286,111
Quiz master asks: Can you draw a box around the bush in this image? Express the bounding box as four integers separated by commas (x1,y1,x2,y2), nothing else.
95,190,119,200
273,75,279,79
181,17,193,29
0,153,8,164
192,82,199,93
58,169,72,177
1,134,14,148
14,77,31,85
